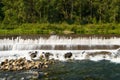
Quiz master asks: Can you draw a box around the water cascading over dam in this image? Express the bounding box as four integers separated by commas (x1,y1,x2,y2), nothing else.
0,35,120,63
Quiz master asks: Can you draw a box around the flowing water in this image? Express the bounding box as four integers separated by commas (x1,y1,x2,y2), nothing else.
0,35,120,80
42,60,120,80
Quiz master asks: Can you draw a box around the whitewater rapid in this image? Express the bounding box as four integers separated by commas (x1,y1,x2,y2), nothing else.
0,35,120,63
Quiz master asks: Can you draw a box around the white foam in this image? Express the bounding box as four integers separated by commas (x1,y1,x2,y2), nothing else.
0,49,119,63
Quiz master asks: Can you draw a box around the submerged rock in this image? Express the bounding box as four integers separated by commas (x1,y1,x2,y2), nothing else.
85,51,112,59
87,51,111,56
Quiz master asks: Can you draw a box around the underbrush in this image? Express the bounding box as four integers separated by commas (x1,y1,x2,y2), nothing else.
0,23,120,35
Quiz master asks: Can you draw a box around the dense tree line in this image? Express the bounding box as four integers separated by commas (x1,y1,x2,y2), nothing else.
0,0,120,25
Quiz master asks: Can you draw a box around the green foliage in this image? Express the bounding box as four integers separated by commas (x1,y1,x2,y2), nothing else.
0,0,120,24
0,1,4,22
0,0,120,35
0,23,120,35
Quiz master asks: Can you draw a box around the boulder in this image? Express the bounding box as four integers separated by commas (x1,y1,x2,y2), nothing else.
39,54,44,61
64,52,72,58
43,52,53,60
0,56,54,71
29,51,38,59
44,53,50,60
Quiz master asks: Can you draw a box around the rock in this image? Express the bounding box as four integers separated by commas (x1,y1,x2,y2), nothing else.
82,51,85,54
86,51,112,57
12,66,17,71
29,51,38,59
0,56,54,71
1,59,8,66
42,52,53,60
34,61,41,69
30,53,37,58
44,72,48,76
43,65,48,68
64,52,72,58
40,52,53,61
5,59,9,62
1,62,5,66
44,61,49,65
39,54,44,61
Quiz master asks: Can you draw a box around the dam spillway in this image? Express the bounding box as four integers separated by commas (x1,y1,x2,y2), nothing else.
0,35,120,63
0,35,120,50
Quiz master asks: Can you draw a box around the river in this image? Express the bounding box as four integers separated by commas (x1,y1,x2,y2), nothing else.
0,35,120,80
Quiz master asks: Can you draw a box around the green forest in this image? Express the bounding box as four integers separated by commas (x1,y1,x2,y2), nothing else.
0,0,120,35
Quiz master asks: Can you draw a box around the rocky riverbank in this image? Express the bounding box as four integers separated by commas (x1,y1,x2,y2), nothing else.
0,58,54,71
0,50,74,71
0,51,57,80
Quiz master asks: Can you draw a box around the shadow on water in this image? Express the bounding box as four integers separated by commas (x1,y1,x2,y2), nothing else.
42,60,120,80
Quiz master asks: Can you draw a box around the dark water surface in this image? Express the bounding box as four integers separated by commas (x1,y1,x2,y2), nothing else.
0,70,42,80
42,60,120,80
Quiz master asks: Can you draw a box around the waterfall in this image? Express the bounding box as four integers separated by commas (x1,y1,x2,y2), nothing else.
0,35,120,63
0,35,120,50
